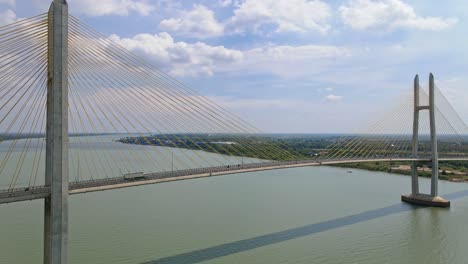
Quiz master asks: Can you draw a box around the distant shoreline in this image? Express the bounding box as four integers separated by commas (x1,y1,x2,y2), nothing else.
331,161,468,182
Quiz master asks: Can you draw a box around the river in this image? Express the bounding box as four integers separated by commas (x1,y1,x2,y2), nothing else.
0,137,468,263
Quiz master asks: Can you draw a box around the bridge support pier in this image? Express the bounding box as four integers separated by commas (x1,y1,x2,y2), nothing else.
401,73,450,207
44,1,69,263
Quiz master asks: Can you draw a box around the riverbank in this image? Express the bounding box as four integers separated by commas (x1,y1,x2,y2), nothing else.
116,134,467,181
331,161,468,182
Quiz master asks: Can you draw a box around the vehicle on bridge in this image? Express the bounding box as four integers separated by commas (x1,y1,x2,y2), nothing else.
123,172,147,181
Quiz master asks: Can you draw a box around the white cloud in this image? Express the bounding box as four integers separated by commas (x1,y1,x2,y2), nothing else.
245,45,347,61
228,0,331,34
69,0,155,16
235,45,351,78
219,0,232,7
110,31,349,78
0,9,16,26
160,5,224,38
109,32,243,77
325,94,343,101
159,0,331,38
340,0,457,31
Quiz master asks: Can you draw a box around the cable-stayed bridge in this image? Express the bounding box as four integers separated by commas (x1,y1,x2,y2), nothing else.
0,1,467,263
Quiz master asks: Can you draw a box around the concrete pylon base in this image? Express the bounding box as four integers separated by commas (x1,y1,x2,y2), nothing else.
401,194,450,208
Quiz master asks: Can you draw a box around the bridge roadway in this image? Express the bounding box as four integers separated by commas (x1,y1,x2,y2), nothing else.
1,157,466,204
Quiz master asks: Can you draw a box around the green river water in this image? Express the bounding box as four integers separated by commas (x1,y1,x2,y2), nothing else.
1,137,468,264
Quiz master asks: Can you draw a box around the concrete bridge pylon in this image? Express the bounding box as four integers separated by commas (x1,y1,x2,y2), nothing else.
401,73,450,207
44,0,69,263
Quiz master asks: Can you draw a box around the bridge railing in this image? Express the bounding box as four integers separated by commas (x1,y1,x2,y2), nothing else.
1,156,465,195
69,157,442,191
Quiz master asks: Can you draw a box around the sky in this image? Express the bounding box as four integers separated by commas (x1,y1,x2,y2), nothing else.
1,0,467,133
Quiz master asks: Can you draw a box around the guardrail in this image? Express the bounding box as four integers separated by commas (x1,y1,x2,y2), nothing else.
1,156,466,204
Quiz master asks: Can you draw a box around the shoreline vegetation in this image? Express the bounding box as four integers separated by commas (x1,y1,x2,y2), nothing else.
118,133,468,182
330,161,468,182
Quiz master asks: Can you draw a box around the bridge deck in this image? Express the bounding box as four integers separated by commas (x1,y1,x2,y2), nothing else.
0,157,466,204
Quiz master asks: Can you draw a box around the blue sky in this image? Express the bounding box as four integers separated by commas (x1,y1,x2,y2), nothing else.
1,0,467,132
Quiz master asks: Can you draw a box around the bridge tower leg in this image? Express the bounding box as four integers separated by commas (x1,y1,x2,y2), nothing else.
44,1,69,264
410,75,420,196
429,74,439,197
401,73,449,207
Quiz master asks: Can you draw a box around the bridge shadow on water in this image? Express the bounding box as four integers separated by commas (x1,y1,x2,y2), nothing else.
142,190,468,264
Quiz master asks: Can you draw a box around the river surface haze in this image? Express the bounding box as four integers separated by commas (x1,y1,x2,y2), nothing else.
1,137,468,263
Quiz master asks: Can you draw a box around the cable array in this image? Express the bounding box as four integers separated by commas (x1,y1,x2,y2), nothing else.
0,14,300,191
0,13,466,191
322,85,468,160
66,16,299,183
0,14,48,190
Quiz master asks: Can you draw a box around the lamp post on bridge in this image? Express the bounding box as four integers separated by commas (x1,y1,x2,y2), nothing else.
401,73,449,207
